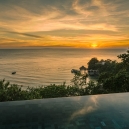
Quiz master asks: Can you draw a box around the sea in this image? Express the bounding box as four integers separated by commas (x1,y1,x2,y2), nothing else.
0,48,126,88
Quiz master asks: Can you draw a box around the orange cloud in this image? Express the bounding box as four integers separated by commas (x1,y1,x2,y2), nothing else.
0,0,129,48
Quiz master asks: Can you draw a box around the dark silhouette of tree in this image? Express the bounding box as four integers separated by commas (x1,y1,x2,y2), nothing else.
87,57,99,70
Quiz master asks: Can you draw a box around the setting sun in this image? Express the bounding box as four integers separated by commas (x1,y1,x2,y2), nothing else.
91,43,98,48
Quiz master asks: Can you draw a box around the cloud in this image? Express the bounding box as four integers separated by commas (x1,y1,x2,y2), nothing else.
4,31,43,39
0,0,119,32
70,95,99,120
0,0,129,48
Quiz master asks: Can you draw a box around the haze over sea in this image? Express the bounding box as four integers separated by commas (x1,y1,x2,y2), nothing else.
0,48,126,88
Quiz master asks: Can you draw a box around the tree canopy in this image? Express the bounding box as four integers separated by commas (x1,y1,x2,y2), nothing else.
97,49,129,93
87,57,99,70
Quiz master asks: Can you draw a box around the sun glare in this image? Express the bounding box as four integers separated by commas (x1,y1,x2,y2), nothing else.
91,43,98,48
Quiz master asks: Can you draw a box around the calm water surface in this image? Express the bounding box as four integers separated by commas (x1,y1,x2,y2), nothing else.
0,93,129,128
0,48,126,88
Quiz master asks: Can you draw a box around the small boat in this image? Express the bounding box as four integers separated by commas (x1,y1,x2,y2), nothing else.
12,72,16,75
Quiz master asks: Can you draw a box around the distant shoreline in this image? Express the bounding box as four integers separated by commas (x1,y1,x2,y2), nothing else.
0,47,127,50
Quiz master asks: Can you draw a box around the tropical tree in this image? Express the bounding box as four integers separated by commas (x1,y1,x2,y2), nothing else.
87,57,99,70
117,49,129,70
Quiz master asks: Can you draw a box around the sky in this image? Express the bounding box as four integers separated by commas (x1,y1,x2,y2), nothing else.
0,0,129,49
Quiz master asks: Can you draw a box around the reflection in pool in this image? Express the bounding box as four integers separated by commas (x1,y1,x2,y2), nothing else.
0,93,129,129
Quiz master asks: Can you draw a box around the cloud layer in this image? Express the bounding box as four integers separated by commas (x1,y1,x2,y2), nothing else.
0,0,129,48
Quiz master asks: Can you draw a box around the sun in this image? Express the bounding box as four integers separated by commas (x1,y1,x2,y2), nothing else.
91,43,98,48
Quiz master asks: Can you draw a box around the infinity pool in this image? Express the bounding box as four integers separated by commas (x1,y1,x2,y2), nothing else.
0,93,129,129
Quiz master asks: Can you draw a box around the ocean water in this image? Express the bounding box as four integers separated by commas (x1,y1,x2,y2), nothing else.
0,48,126,88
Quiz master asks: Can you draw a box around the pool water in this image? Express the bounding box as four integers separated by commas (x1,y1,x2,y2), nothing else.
0,93,129,129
